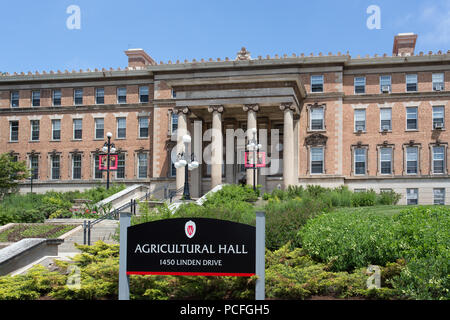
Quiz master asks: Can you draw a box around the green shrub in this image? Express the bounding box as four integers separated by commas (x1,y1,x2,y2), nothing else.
264,197,328,250
376,190,401,205
351,190,377,207
298,206,450,300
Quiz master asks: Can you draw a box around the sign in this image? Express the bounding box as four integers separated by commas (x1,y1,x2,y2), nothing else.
99,154,118,171
245,152,266,168
126,218,256,277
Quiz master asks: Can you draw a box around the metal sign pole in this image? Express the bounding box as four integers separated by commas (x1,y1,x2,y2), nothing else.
118,212,131,300
255,211,265,300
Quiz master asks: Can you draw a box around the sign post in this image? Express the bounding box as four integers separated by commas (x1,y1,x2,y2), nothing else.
118,213,265,300
118,212,131,300
255,211,265,300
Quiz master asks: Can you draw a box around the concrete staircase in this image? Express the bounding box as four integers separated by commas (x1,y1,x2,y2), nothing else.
58,219,119,253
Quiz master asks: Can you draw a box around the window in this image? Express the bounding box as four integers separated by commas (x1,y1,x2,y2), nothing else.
170,160,177,177
74,89,83,105
170,113,178,135
72,154,82,179
138,153,148,178
117,117,126,138
32,91,40,107
138,117,149,138
380,108,392,131
310,147,324,174
432,73,444,91
432,106,445,129
117,87,127,104
310,107,324,131
406,147,418,174
354,109,366,132
30,120,40,141
51,155,60,180
380,147,392,174
139,86,149,103
406,107,418,130
433,188,445,205
73,119,82,140
406,188,418,205
51,119,61,141
116,154,126,179
94,118,104,139
53,90,61,106
30,155,39,180
95,88,104,104
9,121,19,142
10,91,19,107
354,77,366,94
311,75,324,93
380,75,391,93
432,146,445,174
406,74,418,92
354,148,366,175
94,155,103,179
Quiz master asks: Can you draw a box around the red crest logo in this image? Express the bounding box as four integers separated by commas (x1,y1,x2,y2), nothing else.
185,220,196,238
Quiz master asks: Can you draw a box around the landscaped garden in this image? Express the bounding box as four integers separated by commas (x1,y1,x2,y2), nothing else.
0,224,77,242
0,184,448,300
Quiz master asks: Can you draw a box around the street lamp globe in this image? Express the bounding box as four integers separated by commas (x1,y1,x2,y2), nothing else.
106,132,113,138
182,135,191,144
102,145,108,153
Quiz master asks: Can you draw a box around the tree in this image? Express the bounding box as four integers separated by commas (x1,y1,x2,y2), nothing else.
0,153,30,198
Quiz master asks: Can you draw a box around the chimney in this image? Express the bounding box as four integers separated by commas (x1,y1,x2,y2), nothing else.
393,33,418,56
124,49,156,68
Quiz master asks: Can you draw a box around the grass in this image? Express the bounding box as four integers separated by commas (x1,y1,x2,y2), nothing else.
332,204,450,216
0,224,76,242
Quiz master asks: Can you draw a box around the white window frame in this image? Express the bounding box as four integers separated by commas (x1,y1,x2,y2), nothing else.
354,109,366,132
406,107,418,131
309,106,325,131
310,75,324,93
73,119,83,140
139,86,149,103
380,108,392,132
406,188,418,205
51,119,61,141
137,153,148,179
29,155,39,180
116,153,126,179
117,87,127,104
9,120,19,142
10,91,19,107
432,106,445,130
406,74,418,92
432,145,446,174
433,188,445,205
405,146,419,175
354,147,367,176
95,88,104,105
138,117,149,138
380,75,392,93
432,73,445,91
379,147,393,175
72,154,82,180
74,88,83,105
30,120,40,141
52,89,61,106
32,90,40,107
94,118,104,140
50,154,60,180
310,147,324,175
116,117,126,139
354,77,366,94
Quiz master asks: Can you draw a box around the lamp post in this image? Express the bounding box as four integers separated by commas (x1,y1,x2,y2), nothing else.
247,128,262,192
101,132,116,190
174,134,199,200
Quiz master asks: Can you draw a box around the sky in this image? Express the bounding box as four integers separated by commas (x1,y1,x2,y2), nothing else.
0,0,449,73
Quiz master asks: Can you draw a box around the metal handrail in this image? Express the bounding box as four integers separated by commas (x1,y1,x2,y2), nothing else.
83,184,175,245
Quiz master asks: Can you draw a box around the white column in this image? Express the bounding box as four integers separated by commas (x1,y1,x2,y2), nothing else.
208,105,224,189
244,104,259,187
174,107,189,194
191,120,202,198
280,103,296,189
225,123,235,185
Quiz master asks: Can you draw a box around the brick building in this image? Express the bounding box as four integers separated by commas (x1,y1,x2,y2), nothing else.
0,33,449,205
